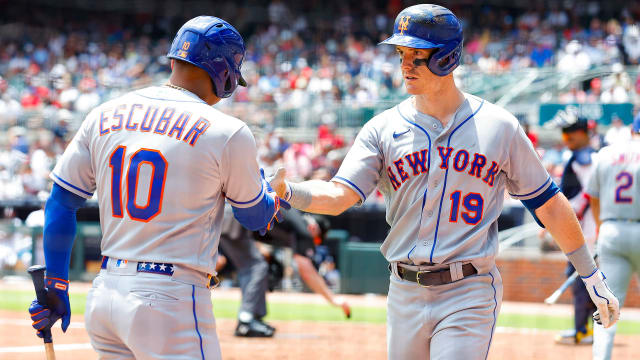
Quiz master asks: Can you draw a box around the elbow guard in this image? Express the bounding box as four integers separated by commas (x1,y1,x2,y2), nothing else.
232,191,277,231
520,181,560,228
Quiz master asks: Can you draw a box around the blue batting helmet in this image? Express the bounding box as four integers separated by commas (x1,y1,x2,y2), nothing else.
168,16,247,98
379,4,463,76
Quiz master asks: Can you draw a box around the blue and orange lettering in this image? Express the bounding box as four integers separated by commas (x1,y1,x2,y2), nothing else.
437,146,454,169
140,106,159,132
111,104,127,131
125,104,143,130
387,166,402,191
404,150,429,176
154,108,175,135
182,117,210,146
394,159,409,182
168,112,191,140
453,150,469,172
99,110,112,136
468,153,487,178
482,161,500,186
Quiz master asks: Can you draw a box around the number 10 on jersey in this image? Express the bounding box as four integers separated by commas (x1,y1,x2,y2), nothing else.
109,146,168,222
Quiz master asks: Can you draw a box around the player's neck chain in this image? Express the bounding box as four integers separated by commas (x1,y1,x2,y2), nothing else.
164,83,190,93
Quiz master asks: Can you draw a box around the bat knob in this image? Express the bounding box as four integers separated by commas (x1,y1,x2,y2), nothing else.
28,265,47,274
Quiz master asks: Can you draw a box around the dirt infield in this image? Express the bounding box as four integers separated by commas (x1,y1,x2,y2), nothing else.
1,310,638,360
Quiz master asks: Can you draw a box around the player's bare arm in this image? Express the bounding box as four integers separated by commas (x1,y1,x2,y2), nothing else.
535,192,588,254
268,168,360,215
535,191,619,328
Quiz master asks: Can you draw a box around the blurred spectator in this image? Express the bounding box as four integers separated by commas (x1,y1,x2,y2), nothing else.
604,115,632,144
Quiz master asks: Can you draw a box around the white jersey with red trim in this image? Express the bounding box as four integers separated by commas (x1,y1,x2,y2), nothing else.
333,93,551,267
50,86,263,274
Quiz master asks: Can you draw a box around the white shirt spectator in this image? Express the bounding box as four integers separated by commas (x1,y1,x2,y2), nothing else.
604,121,632,144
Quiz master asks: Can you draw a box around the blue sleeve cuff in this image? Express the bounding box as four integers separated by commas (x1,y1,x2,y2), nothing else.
520,180,560,228
231,191,275,231
43,184,87,280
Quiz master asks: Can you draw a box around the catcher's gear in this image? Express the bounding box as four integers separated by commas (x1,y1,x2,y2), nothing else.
581,269,620,328
379,4,463,76
167,16,247,98
28,277,71,337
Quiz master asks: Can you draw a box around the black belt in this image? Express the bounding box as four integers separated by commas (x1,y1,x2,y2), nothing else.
396,263,477,287
101,256,219,288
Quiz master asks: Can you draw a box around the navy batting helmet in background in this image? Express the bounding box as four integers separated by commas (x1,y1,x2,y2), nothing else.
379,4,463,76
168,16,247,98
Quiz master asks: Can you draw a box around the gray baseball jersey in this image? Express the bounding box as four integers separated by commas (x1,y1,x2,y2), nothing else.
586,139,640,360
51,85,264,275
586,140,640,221
333,94,551,267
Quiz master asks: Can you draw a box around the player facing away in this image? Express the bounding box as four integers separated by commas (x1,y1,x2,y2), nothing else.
587,116,640,360
268,4,620,360
27,16,288,359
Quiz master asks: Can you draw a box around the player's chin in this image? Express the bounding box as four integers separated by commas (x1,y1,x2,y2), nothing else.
404,83,422,95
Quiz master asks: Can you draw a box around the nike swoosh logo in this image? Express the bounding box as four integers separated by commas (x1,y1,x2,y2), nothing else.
393,129,411,139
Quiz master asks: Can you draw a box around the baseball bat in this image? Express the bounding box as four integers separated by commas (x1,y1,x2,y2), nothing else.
27,265,56,360
544,255,599,305
544,271,578,305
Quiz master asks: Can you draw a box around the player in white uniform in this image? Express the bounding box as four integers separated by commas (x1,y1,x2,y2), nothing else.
27,16,287,359
587,116,640,360
268,5,619,359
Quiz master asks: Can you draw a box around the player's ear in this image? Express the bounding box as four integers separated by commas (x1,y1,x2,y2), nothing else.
170,59,174,70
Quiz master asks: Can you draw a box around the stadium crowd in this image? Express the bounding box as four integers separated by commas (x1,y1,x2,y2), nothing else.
1,0,640,202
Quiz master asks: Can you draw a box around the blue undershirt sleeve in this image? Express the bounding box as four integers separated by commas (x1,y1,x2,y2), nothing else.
231,191,276,231
43,183,87,280
520,181,560,228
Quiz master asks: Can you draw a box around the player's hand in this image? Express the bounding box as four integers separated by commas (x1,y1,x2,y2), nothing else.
266,167,289,200
258,169,291,236
333,297,352,319
28,277,71,337
582,269,620,328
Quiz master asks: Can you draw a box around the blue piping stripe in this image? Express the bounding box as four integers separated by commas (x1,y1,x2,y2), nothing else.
227,185,264,205
51,173,93,197
333,176,367,200
407,245,417,262
397,105,432,260
397,106,432,171
509,177,551,198
485,272,498,360
593,286,610,304
192,285,205,360
431,100,484,262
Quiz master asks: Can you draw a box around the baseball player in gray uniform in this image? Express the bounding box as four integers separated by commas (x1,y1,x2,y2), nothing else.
268,5,619,360
586,116,640,360
27,16,287,359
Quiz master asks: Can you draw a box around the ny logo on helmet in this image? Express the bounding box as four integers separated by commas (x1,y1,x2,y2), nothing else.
398,16,411,35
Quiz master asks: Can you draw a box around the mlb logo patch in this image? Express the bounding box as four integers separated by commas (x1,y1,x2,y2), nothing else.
116,259,128,268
